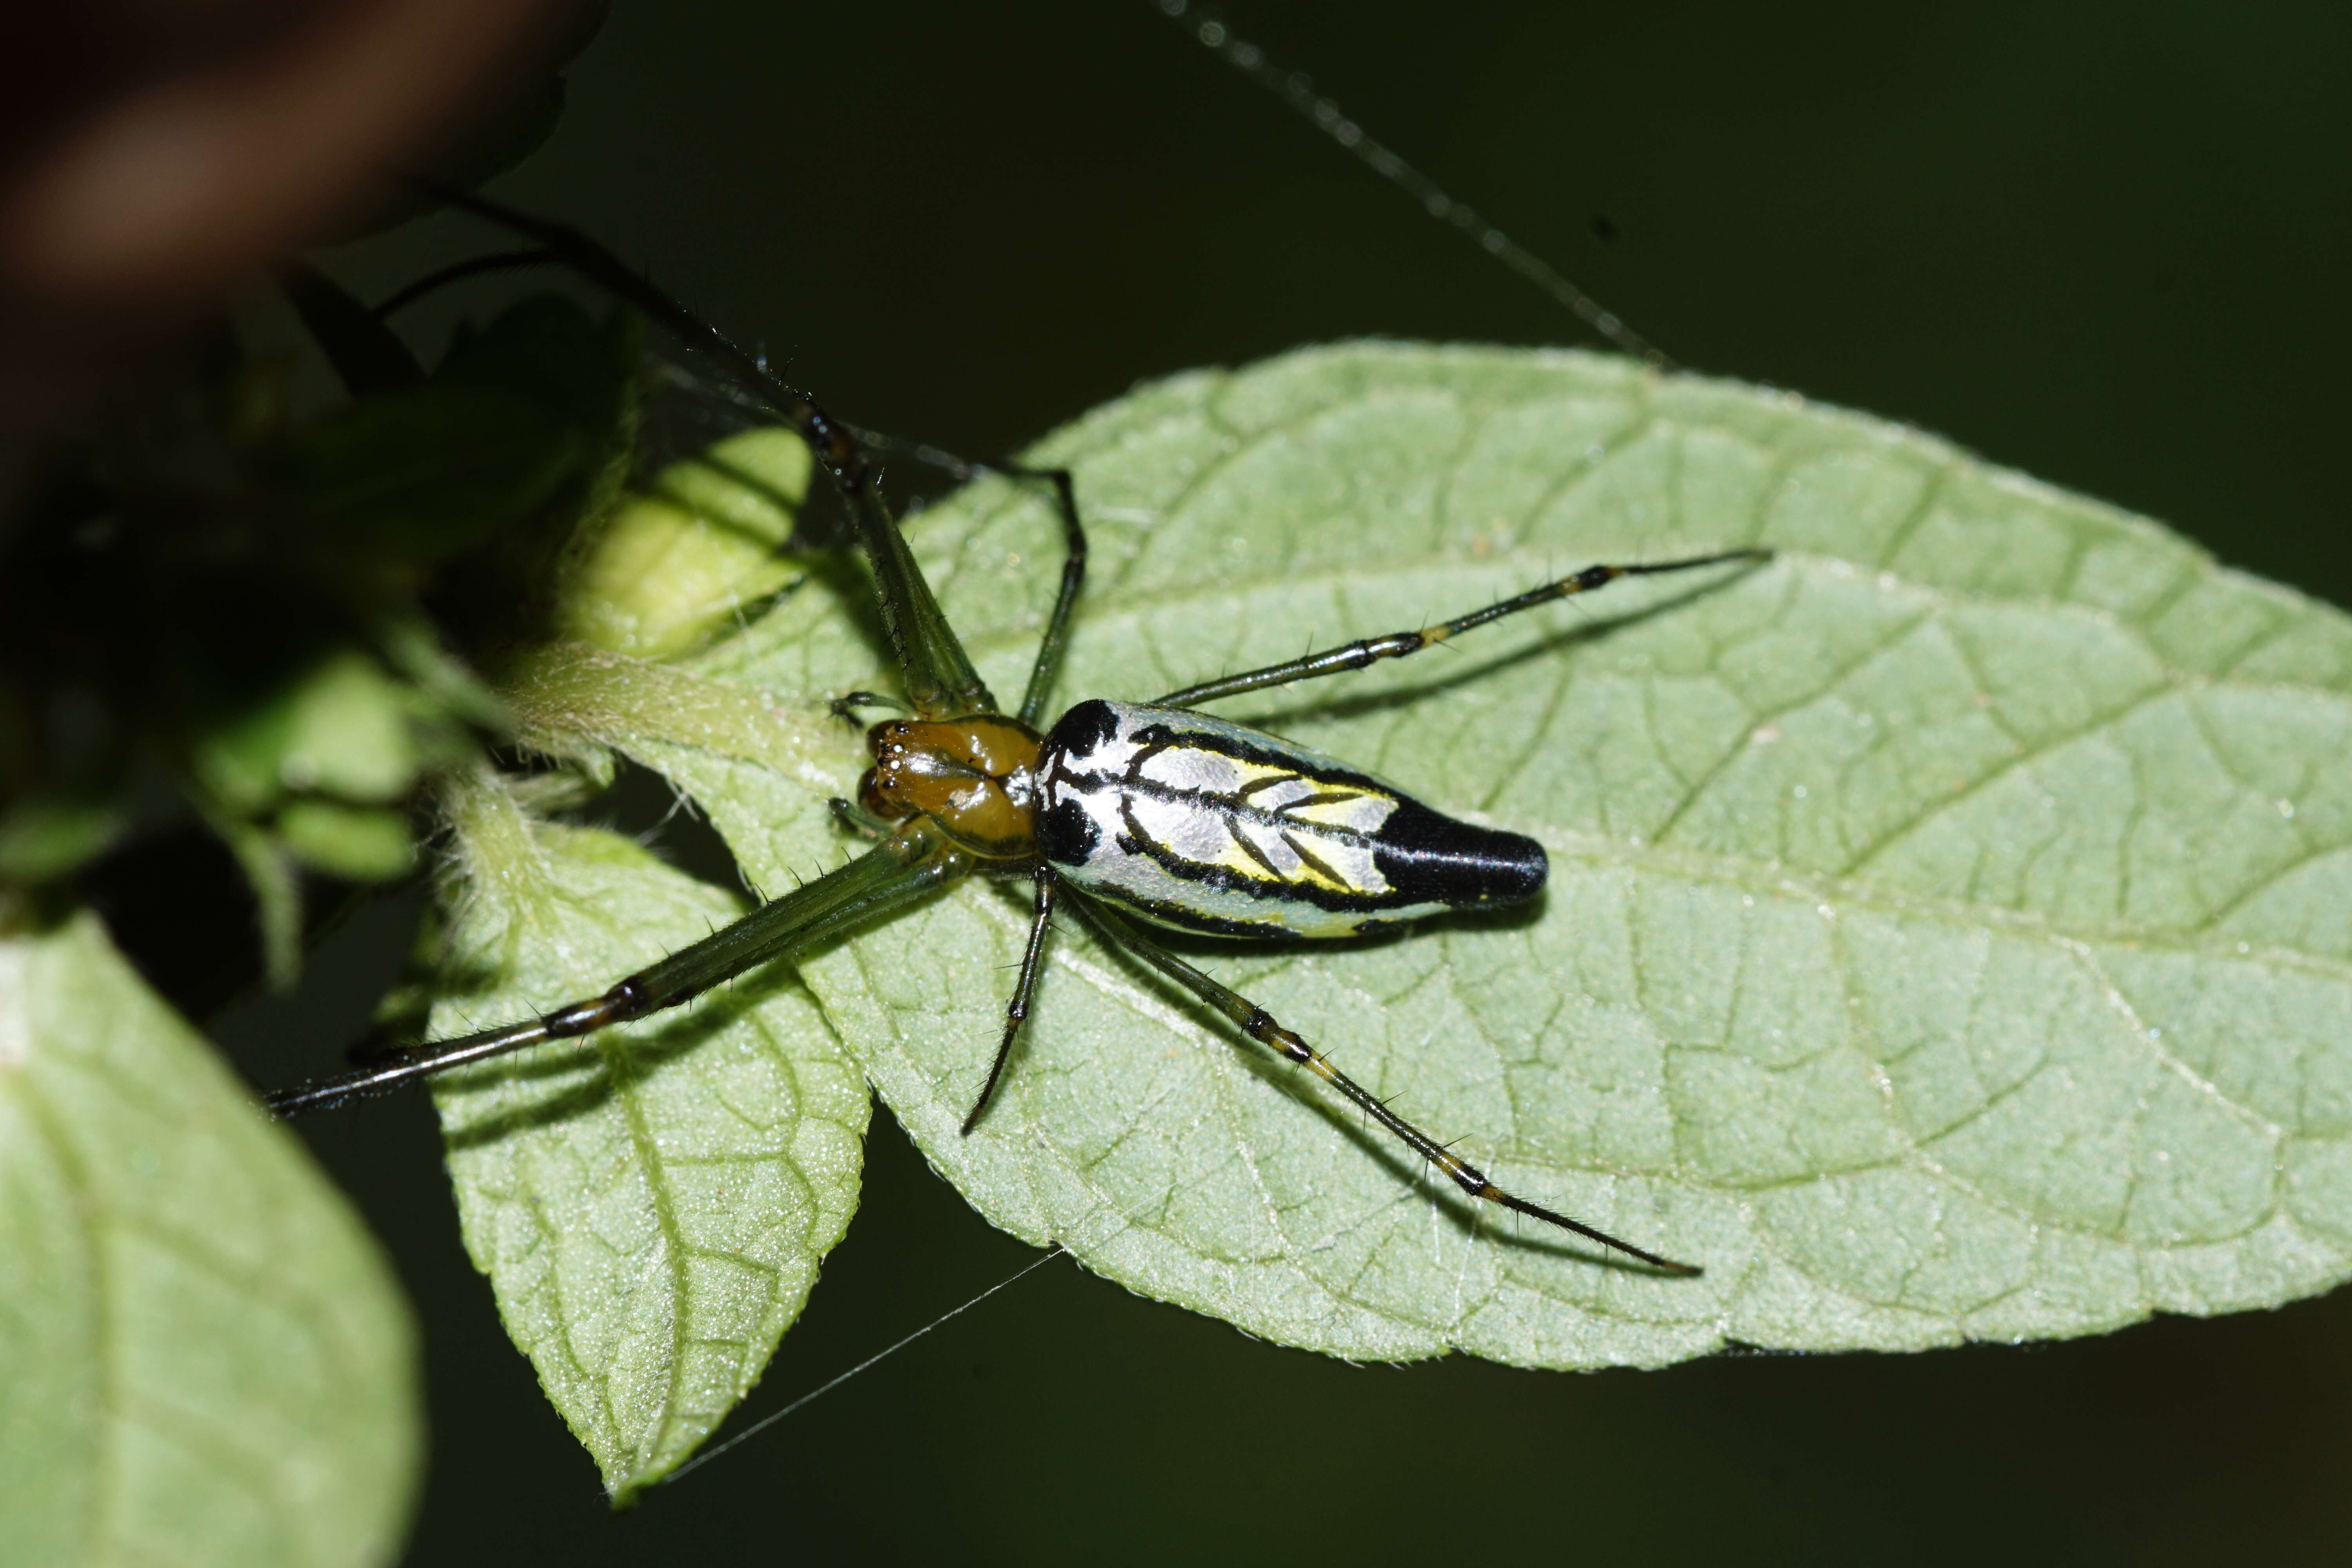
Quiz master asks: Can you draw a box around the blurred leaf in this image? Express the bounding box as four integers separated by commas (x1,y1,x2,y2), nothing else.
202,805,304,993
196,648,422,811
0,904,420,1566
273,650,418,803
562,427,814,657
649,427,814,533
424,767,867,1499
276,265,424,397
278,384,585,572
0,799,124,884
434,295,638,456
322,2,608,243
421,298,643,649
276,800,415,881
372,610,511,733
574,342,2352,1365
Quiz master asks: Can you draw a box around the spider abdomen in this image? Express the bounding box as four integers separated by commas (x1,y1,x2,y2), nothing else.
1036,699,1544,939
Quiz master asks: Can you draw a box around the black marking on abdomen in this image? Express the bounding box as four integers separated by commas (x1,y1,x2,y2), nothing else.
1039,795,1100,866
1074,878,1312,940
1370,796,1546,906
1047,698,1121,759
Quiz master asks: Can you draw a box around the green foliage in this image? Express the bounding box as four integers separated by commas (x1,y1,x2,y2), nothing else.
561,427,813,657
0,904,419,1567
191,649,428,814
0,280,637,993
423,767,867,1499
512,342,2352,1371
17,325,2352,1517
0,273,650,1546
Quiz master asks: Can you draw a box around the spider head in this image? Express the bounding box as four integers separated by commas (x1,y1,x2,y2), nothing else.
857,715,1043,860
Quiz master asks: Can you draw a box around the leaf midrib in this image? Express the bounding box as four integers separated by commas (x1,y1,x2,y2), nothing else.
1536,822,2352,986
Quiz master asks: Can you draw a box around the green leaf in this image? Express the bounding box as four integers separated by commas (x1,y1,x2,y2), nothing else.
434,296,639,460
278,384,586,572
276,800,416,882
0,799,125,884
423,766,867,1499
586,341,2352,1366
192,648,422,811
560,428,813,658
0,903,420,1566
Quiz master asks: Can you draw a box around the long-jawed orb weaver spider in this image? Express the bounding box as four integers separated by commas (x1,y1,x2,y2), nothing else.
265,187,1766,1277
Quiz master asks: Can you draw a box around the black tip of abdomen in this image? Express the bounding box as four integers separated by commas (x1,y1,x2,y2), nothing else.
1374,798,1547,908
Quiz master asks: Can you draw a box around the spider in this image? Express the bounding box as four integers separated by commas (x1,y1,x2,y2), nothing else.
266,186,1767,1277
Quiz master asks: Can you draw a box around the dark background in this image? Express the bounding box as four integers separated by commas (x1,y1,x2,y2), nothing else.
212,1,2352,1561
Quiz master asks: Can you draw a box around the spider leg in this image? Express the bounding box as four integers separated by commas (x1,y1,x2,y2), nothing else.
829,690,905,722
838,433,1086,728
370,246,555,318
416,181,995,719
961,866,1057,1134
1066,896,1700,1275
1003,463,1085,728
829,796,893,840
1151,548,1768,709
266,829,967,1116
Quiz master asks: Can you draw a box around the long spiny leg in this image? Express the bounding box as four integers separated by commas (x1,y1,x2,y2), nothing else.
842,428,1087,729
829,795,893,840
1152,549,1769,710
416,182,994,719
1006,464,1086,727
267,830,968,1116
1068,897,1699,1275
370,246,556,319
962,866,1057,1134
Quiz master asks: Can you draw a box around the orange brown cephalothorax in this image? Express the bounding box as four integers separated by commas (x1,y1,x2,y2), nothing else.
858,715,1042,859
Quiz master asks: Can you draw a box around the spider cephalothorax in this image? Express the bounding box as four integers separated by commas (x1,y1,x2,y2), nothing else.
858,715,1042,860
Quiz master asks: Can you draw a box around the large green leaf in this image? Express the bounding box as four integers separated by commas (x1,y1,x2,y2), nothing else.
424,766,867,1499
506,340,2352,1374
0,906,420,1566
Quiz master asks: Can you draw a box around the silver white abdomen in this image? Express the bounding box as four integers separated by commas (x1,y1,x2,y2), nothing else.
1035,699,1545,939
